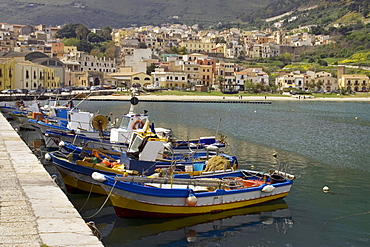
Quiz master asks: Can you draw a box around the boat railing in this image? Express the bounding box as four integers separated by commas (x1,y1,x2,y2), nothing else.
110,175,258,189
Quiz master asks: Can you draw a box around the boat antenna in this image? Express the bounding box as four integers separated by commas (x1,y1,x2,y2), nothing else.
273,152,281,171
71,92,93,111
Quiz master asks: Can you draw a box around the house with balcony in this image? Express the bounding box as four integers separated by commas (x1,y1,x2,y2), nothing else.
275,72,308,91
13,60,58,90
61,51,118,73
151,68,188,89
180,41,217,54
215,62,236,90
305,70,338,92
337,65,369,92
235,68,269,91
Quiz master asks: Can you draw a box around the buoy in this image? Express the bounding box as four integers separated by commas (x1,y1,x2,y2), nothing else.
250,165,254,169
186,193,197,206
323,186,329,193
262,185,275,193
44,153,51,161
355,117,358,119
58,141,65,147
254,110,257,113
92,172,107,182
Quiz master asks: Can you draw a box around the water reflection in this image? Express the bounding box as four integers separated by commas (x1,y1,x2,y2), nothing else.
103,200,292,247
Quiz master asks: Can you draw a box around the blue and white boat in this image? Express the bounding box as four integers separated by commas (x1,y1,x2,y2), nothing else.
46,125,238,194
92,168,295,218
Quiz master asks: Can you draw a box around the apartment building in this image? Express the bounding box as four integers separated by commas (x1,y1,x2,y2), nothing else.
61,51,118,73
151,68,188,89
0,58,16,90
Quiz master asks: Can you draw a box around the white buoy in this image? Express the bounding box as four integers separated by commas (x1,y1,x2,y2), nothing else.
92,172,107,182
186,194,197,206
44,153,51,161
323,186,329,193
262,185,275,193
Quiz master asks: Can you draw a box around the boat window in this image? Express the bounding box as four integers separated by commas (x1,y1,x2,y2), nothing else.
119,116,130,128
130,135,144,153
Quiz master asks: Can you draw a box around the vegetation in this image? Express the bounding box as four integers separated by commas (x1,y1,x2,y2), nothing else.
56,24,114,57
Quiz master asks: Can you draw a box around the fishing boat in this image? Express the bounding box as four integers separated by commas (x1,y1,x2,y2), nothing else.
35,95,227,154
92,168,295,218
46,124,238,194
8,101,42,129
32,96,172,150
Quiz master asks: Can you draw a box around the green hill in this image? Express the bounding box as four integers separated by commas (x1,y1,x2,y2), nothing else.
0,0,273,28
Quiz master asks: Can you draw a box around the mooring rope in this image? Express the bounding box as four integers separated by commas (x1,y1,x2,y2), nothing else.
321,210,370,229
85,180,117,219
79,183,94,211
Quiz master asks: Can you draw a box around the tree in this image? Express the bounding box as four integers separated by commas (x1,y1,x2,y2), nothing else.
104,41,116,59
62,38,80,46
87,33,103,43
308,57,316,63
318,59,328,66
139,42,147,48
77,40,93,53
90,48,101,57
55,24,80,39
75,24,90,40
146,64,157,75
306,79,316,92
216,76,225,90
244,80,255,93
102,26,113,41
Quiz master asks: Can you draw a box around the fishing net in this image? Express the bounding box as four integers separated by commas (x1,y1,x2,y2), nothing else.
203,156,230,172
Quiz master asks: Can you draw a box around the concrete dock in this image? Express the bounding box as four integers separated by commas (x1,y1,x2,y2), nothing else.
0,113,104,247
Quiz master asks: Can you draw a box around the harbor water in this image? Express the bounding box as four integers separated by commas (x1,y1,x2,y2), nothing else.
20,99,370,246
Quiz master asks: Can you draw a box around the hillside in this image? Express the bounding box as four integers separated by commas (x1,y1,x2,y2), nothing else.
0,0,273,28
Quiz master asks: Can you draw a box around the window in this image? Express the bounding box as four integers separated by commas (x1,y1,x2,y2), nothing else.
26,70,29,79
133,77,140,80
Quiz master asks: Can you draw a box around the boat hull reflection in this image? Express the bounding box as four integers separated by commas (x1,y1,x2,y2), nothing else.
102,200,292,246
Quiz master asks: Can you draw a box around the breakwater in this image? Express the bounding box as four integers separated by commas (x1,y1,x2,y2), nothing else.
0,113,104,247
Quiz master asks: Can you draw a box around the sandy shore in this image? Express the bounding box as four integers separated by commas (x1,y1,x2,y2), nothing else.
89,94,370,102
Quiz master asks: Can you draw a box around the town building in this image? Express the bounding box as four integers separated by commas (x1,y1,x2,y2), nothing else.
337,66,369,92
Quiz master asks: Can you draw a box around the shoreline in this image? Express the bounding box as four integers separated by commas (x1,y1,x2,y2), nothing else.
89,94,370,102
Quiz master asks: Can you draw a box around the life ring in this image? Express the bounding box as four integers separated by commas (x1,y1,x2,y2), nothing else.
132,119,144,130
